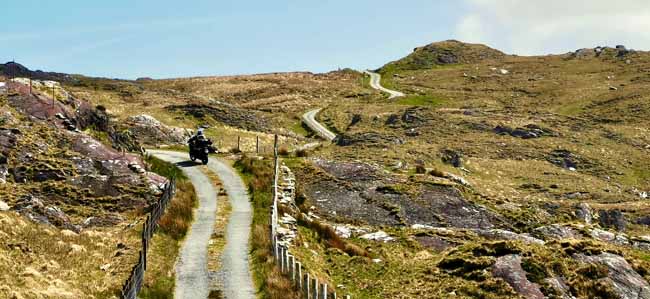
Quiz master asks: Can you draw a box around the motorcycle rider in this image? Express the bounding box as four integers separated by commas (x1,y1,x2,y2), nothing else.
188,128,207,147
188,128,215,164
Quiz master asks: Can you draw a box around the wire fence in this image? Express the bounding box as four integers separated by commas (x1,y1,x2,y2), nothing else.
269,135,351,299
120,179,176,299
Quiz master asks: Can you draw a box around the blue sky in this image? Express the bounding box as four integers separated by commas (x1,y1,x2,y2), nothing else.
3,1,650,79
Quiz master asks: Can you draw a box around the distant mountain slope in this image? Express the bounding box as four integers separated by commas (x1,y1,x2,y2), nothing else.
380,40,506,72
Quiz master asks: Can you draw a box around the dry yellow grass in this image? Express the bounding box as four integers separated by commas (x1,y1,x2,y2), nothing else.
0,212,141,299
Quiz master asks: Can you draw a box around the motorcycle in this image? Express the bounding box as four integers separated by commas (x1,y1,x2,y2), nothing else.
188,138,216,165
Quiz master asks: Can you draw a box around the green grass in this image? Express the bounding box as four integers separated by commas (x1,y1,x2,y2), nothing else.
145,154,188,180
395,94,446,107
289,121,311,137
234,155,300,299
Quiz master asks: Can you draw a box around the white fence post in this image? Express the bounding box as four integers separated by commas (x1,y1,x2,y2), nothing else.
321,283,327,299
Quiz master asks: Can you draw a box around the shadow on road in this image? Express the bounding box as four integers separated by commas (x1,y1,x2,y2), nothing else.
176,160,200,168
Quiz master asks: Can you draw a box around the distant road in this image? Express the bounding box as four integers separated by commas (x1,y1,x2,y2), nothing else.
364,70,405,99
147,150,255,299
301,108,337,141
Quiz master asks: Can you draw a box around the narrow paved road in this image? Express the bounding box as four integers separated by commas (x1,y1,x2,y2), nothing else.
364,70,405,99
205,159,255,299
301,108,337,141
147,150,254,299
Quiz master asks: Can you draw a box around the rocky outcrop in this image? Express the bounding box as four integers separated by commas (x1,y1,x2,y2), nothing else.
125,114,188,146
532,224,580,240
494,124,554,139
69,133,166,197
598,209,626,231
12,195,80,232
491,254,545,299
440,149,463,168
166,103,270,132
574,253,650,299
574,203,593,224
474,229,545,245
547,149,588,171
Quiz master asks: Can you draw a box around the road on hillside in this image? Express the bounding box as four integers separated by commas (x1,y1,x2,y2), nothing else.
364,70,405,99
147,150,255,299
301,108,337,141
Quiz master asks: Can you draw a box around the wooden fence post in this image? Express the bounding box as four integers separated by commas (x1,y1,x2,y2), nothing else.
256,136,260,154
296,262,302,289
288,255,295,281
237,136,241,152
312,278,319,299
303,273,310,299
279,246,285,272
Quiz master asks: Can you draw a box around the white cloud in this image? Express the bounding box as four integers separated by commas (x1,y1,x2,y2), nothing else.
457,0,650,54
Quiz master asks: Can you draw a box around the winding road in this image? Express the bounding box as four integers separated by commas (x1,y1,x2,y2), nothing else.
301,108,337,141
364,70,405,99
147,150,254,299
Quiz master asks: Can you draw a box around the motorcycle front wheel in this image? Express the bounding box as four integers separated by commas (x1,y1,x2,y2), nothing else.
201,157,208,165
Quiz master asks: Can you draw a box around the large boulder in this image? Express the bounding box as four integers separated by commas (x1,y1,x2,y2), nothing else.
125,114,188,146
574,203,593,224
574,253,650,299
491,254,545,299
599,209,626,231
532,224,580,240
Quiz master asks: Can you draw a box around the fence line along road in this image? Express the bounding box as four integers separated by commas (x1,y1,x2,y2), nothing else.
268,135,351,299
120,179,176,299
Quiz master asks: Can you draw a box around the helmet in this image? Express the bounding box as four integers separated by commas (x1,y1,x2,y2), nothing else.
197,128,204,136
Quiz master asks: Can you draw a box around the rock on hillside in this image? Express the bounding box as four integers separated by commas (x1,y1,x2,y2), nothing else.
126,114,189,146
381,40,506,71
1,78,166,230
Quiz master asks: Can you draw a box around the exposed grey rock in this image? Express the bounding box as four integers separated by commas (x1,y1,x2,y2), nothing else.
13,195,80,232
474,229,545,245
492,254,545,299
599,209,626,231
544,276,576,299
533,224,580,240
574,253,650,299
82,214,125,228
360,231,394,242
574,203,593,224
126,114,189,145
494,124,554,139
590,228,630,246
548,149,583,170
441,149,463,168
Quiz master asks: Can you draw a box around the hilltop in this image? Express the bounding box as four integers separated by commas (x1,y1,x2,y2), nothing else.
380,40,507,72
